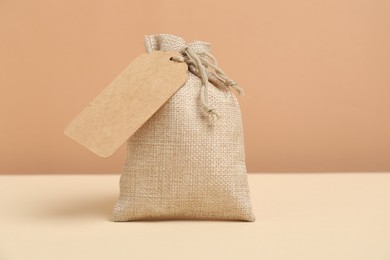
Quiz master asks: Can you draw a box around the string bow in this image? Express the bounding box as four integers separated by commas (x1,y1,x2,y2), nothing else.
170,41,244,120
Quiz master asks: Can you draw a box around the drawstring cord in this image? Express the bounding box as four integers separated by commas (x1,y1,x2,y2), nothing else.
171,46,243,121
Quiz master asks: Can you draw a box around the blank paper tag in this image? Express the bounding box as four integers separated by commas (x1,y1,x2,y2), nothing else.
64,51,188,158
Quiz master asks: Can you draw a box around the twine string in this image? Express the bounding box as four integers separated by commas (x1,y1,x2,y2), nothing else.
171,45,243,120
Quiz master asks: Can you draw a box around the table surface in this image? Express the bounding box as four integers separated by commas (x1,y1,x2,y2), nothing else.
1,173,389,260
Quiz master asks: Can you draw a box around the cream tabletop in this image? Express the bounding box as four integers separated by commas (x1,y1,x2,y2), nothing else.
1,173,389,260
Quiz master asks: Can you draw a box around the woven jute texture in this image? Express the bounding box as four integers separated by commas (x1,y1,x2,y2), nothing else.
112,34,255,221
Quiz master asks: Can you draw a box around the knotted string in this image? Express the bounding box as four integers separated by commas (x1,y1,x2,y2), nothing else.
171,46,243,121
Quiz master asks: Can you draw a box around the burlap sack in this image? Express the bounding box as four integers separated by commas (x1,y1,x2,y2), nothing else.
112,34,255,221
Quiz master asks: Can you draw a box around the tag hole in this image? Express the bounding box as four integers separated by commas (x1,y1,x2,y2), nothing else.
169,57,173,61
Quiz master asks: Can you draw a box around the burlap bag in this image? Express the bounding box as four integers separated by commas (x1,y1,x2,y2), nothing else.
112,34,255,221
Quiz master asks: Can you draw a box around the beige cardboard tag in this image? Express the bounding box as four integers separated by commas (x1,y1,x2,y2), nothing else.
64,51,188,158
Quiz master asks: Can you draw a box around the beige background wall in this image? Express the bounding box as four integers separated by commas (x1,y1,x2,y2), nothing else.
1,0,389,174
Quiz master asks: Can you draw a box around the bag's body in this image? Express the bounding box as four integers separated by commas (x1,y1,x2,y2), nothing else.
112,34,255,221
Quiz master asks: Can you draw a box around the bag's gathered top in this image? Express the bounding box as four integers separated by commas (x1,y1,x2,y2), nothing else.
145,34,243,121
